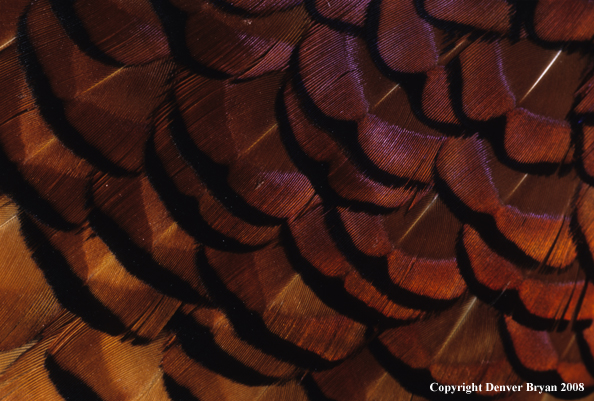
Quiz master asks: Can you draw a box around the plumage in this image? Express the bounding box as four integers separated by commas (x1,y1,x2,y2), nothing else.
0,0,594,400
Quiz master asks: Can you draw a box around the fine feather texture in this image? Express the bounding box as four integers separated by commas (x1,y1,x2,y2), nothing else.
0,1,594,400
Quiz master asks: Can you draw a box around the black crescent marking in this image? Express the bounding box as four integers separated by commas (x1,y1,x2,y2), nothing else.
17,10,130,176
20,212,126,336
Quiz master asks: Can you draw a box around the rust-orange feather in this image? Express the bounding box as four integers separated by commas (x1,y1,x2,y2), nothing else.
0,0,593,400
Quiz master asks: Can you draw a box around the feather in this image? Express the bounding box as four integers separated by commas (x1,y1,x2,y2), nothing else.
0,1,594,400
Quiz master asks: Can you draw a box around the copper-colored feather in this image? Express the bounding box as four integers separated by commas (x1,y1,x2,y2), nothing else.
0,1,594,400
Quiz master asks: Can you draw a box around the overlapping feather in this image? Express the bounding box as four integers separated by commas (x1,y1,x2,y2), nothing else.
0,0,593,400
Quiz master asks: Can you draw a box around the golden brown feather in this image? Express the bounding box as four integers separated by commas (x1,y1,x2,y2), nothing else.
0,0,593,400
